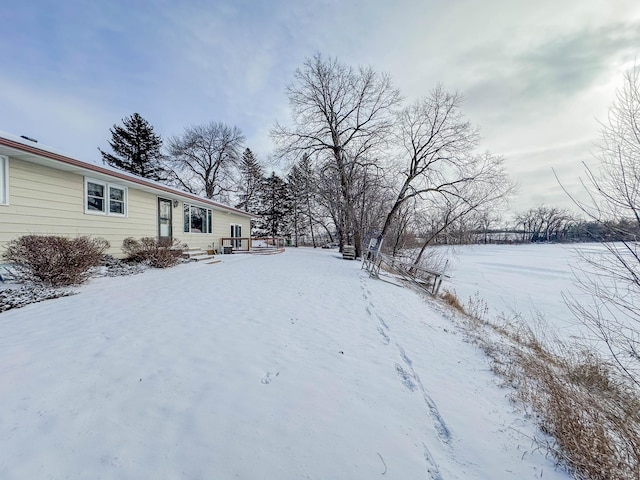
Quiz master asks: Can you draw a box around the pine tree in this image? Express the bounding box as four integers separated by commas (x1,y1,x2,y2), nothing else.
235,148,264,213
287,164,305,246
287,157,319,246
99,113,166,181
255,172,292,238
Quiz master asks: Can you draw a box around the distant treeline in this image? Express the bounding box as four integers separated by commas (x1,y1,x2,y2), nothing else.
525,218,640,243
412,218,640,246
518,219,640,243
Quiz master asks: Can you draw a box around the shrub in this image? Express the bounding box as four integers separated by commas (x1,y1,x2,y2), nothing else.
0,285,76,312
122,237,186,268
99,255,145,277
3,235,110,287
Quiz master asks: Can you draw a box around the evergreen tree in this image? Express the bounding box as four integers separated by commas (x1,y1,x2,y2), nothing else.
255,172,292,238
287,155,321,246
235,148,264,213
99,113,166,181
287,164,305,246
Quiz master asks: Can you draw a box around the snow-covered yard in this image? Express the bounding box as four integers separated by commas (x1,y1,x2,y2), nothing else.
0,247,570,479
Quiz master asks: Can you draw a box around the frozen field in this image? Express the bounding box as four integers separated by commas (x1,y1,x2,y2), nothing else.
0,247,570,479
444,242,609,343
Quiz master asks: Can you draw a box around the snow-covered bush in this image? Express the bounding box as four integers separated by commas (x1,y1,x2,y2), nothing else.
122,237,186,268
3,235,109,287
99,255,145,277
0,285,75,312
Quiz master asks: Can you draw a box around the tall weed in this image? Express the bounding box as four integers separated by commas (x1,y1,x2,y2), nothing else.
441,290,640,479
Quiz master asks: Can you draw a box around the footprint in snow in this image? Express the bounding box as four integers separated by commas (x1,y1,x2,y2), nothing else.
395,344,452,444
261,371,279,385
376,314,389,330
395,363,417,391
422,443,444,480
397,344,412,366
377,326,390,345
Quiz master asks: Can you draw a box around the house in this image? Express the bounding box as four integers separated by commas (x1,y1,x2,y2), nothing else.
0,132,252,258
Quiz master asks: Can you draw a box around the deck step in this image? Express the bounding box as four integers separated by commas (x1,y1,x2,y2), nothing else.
183,248,216,262
188,253,216,262
251,248,285,255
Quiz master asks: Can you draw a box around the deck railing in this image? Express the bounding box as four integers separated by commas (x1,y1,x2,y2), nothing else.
219,237,287,253
220,237,250,253
250,237,286,249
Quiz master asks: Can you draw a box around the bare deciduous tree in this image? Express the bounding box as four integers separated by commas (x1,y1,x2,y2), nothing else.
474,207,504,244
409,164,512,264
379,87,515,261
385,197,419,255
563,65,640,388
514,205,574,242
272,53,401,256
166,122,245,201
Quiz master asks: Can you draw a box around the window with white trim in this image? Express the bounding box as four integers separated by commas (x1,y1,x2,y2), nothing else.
0,155,8,205
183,203,212,233
109,185,126,214
85,178,127,216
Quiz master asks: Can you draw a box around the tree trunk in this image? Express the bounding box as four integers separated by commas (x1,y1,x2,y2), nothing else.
380,179,411,238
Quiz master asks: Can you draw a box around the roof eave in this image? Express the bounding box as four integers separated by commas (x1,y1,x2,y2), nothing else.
0,135,253,218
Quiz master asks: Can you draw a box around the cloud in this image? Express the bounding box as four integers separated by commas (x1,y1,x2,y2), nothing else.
516,22,640,98
2,0,639,214
456,21,640,125
503,139,597,213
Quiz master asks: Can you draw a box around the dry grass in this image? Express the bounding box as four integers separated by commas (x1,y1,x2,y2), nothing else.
512,348,640,479
440,290,640,479
440,289,465,313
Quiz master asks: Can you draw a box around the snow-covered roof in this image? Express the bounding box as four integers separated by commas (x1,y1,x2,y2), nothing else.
0,131,252,217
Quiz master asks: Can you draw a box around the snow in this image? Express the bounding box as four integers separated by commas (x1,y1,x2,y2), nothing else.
444,243,606,344
0,247,571,479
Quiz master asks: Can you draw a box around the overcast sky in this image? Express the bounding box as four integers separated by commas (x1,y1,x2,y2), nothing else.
2,0,639,213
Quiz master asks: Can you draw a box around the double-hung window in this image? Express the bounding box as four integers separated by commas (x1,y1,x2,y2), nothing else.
85,178,127,216
0,155,8,205
183,203,212,233
109,185,126,214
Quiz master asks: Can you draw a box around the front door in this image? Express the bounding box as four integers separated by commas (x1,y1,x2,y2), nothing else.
158,198,173,242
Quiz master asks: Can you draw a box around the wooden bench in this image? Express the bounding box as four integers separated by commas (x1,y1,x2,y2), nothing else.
342,245,356,260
